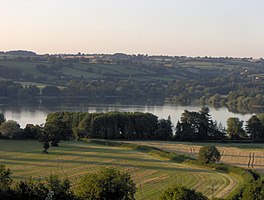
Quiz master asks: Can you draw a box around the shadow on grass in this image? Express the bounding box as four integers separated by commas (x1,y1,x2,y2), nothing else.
1,157,212,173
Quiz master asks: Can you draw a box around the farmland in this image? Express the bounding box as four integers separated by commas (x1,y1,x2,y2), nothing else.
1,54,264,113
0,60,174,82
0,140,242,199
126,141,264,174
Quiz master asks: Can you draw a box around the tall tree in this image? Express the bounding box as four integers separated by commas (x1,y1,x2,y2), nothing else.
246,115,262,140
175,108,223,141
154,116,173,140
226,117,245,139
198,107,212,138
38,129,51,154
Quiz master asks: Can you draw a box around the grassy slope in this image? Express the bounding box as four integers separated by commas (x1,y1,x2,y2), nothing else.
1,58,253,84
0,140,242,199
0,60,174,82
0,61,55,79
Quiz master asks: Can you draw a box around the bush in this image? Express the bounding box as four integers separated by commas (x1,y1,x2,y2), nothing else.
159,185,208,200
12,175,74,200
198,145,221,164
241,178,264,200
24,124,42,139
0,165,13,200
75,168,136,200
0,165,12,189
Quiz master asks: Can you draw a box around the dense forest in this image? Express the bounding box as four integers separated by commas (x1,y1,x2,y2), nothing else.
1,51,264,113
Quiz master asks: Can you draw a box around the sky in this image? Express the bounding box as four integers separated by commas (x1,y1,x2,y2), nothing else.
1,0,264,57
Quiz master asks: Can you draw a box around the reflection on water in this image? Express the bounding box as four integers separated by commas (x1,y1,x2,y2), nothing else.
0,98,255,128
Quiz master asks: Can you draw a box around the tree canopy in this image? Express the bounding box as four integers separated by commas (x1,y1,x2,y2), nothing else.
241,178,264,200
159,185,208,200
75,168,136,200
226,117,245,139
198,145,221,164
0,120,21,139
175,107,225,141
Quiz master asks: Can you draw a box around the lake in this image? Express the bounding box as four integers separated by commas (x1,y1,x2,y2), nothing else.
0,99,254,128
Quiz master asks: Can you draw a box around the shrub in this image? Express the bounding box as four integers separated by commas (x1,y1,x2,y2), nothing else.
198,145,221,164
13,174,74,200
241,178,264,200
0,165,13,200
159,185,208,200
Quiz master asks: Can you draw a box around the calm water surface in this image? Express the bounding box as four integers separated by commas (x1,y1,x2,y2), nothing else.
0,102,254,128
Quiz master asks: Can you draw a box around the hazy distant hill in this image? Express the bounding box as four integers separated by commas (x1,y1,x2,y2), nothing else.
5,50,37,56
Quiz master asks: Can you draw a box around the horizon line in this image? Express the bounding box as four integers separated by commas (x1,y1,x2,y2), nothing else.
1,49,263,59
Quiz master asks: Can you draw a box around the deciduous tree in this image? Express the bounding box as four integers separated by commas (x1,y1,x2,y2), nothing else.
75,168,136,200
226,117,245,139
198,145,221,164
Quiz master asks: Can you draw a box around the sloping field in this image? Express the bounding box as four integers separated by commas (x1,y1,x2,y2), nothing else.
126,141,264,174
0,140,242,199
0,60,175,82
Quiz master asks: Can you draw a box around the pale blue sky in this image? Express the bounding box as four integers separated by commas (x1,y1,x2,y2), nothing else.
1,0,263,57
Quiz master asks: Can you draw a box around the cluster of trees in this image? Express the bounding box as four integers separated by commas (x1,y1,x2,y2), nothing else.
3,108,264,154
226,114,264,141
167,73,264,113
175,108,264,141
175,107,225,141
1,163,213,200
0,112,172,153
63,80,167,98
2,108,264,148
0,79,168,99
0,165,136,200
43,111,172,142
0,80,40,98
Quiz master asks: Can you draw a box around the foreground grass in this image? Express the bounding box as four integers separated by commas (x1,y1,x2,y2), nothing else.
0,140,243,199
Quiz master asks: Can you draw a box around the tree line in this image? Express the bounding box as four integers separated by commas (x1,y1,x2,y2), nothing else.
2,108,264,153
176,108,264,141
41,111,173,149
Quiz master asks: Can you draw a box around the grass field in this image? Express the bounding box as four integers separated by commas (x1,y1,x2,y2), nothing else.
0,60,174,82
0,140,242,199
126,141,264,174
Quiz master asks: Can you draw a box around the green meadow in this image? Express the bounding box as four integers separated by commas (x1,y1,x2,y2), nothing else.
0,140,243,199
